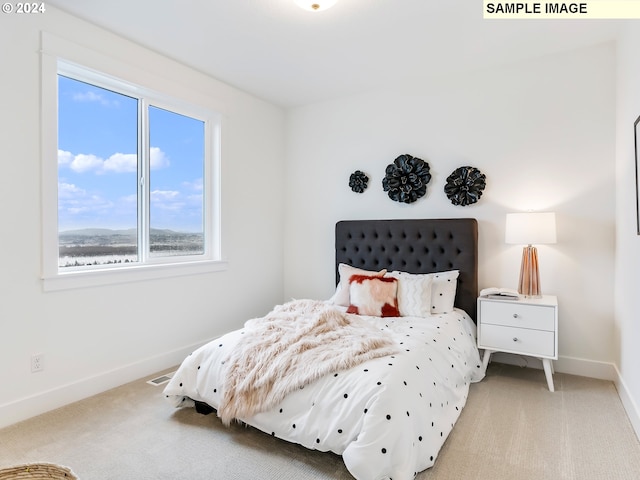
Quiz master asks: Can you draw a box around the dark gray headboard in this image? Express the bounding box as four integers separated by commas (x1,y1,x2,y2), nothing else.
335,218,479,321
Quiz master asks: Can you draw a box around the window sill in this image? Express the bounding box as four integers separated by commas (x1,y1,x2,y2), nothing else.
42,260,229,292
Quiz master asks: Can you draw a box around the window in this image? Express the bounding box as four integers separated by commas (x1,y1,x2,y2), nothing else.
57,74,140,268
41,39,224,290
57,72,208,268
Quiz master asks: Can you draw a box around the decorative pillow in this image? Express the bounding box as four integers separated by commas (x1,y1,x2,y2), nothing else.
430,270,459,314
385,271,433,317
346,275,400,317
329,264,387,307
387,269,459,314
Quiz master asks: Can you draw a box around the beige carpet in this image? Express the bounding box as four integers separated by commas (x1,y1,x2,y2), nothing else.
1,363,639,479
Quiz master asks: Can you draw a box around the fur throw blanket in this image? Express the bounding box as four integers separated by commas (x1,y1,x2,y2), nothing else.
218,299,399,425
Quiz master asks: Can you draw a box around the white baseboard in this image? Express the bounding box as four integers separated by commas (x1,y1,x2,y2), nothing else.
554,355,617,381
488,352,617,380
0,339,210,430
613,365,640,441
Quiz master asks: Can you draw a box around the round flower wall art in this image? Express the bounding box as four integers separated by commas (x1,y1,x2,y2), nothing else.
444,166,486,206
349,170,369,193
382,154,431,204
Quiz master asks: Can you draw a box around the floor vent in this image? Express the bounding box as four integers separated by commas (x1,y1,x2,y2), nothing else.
147,371,175,386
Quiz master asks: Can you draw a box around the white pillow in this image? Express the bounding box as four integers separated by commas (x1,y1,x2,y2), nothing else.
329,263,387,307
385,271,433,317
387,269,459,315
429,270,459,314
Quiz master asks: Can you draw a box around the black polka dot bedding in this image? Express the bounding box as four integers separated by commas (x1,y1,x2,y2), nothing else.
164,300,485,480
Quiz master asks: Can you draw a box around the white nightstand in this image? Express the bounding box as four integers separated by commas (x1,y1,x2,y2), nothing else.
477,295,558,392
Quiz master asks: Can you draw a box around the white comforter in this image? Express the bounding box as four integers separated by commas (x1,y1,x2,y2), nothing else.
164,304,484,480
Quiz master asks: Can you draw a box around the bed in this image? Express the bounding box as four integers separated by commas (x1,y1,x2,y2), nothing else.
164,218,484,480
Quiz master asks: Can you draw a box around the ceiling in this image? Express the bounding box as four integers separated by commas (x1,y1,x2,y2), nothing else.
47,0,619,108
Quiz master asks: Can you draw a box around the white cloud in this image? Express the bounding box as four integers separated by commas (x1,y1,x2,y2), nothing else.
58,182,114,215
150,147,170,170
58,147,169,174
151,190,180,201
58,149,74,166
104,152,137,173
72,91,116,107
186,193,203,205
70,153,103,173
58,180,140,231
151,189,185,211
58,182,86,199
182,178,203,192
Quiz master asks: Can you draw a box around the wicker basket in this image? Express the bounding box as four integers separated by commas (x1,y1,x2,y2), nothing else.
0,463,77,479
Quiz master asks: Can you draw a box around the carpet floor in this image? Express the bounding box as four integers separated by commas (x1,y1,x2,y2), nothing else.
1,363,639,479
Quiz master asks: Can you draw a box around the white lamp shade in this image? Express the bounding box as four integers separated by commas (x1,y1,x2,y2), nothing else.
505,212,557,245
295,0,337,11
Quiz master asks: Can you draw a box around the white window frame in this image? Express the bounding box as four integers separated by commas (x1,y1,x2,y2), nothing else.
41,32,226,291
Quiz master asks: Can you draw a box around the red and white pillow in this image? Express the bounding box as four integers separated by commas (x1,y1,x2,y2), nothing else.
346,275,400,317
329,263,387,307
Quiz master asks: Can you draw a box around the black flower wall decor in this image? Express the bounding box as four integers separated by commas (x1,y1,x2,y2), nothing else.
349,170,369,193
444,166,486,206
382,154,431,204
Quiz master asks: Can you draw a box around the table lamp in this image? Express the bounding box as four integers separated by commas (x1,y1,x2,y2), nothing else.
505,212,557,297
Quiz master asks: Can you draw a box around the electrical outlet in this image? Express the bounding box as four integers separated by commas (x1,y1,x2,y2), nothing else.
31,354,44,373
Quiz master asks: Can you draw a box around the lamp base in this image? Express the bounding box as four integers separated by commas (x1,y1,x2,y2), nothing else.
518,245,542,297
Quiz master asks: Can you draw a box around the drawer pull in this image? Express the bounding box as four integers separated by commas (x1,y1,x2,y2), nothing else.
513,337,518,342
513,313,519,318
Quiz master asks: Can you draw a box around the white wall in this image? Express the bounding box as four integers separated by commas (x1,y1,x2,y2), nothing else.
0,7,285,428
284,43,616,379
614,24,640,436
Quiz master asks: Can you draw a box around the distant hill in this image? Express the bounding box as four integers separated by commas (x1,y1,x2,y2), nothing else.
59,228,202,247
58,228,204,266
59,227,184,237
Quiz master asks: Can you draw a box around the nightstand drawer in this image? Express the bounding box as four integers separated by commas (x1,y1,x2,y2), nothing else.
480,324,555,357
480,301,555,331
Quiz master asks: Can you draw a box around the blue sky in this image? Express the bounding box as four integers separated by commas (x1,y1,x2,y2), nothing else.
57,75,204,233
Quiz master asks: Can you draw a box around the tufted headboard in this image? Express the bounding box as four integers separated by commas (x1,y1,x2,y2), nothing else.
335,218,479,321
